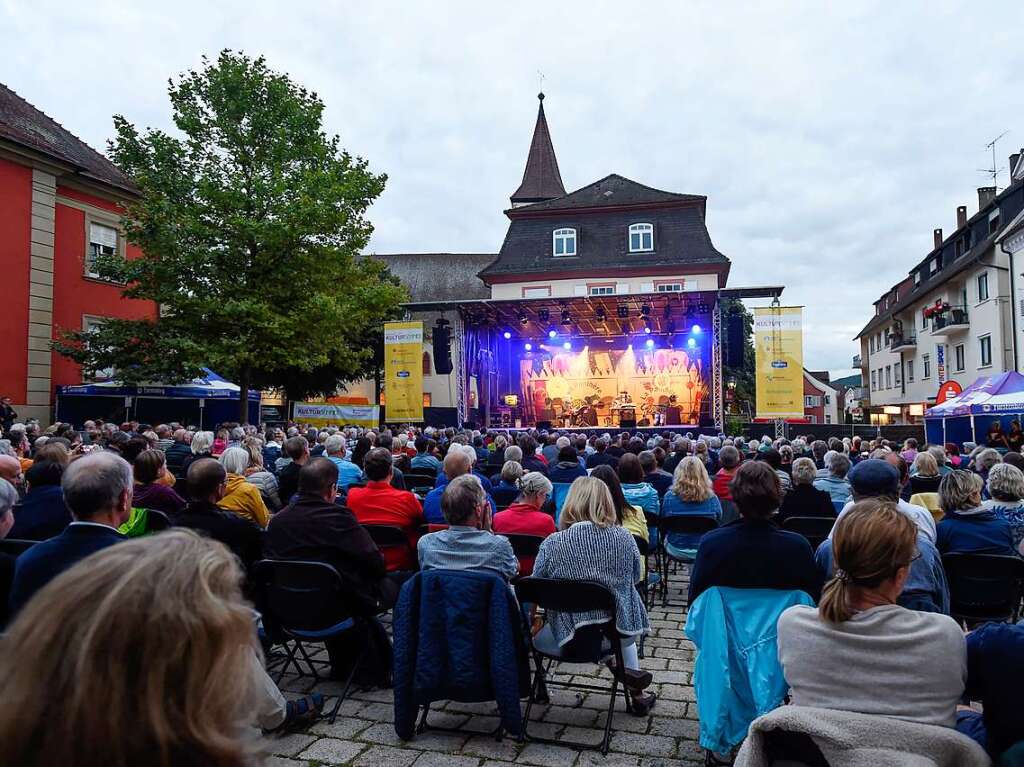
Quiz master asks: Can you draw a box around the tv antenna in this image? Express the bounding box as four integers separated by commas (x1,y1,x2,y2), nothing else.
978,130,1009,191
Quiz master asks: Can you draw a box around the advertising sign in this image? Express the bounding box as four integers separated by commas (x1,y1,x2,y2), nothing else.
292,402,379,428
754,306,804,419
936,343,947,385
936,380,962,405
384,321,424,423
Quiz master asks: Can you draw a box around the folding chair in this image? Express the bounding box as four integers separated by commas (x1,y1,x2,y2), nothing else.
251,559,366,723
942,552,1024,627
362,524,415,562
497,533,545,578
144,508,172,533
658,515,719,606
781,516,836,552
720,499,741,525
403,472,437,494
0,538,37,557
514,577,633,755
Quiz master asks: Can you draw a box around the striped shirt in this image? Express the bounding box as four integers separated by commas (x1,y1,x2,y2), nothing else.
417,526,519,581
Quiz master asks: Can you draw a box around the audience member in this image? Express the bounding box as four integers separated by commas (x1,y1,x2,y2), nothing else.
986,462,1024,554
324,433,363,489
423,449,495,524
660,456,722,555
591,465,650,577
217,447,270,528
492,472,555,575
163,428,192,478
0,477,18,627
777,457,836,525
180,430,214,478
346,448,423,572
8,452,131,615
711,445,741,503
410,436,441,472
813,450,852,506
909,452,943,494
547,445,587,483
7,460,69,541
777,500,965,728
418,474,518,580
586,437,619,470
956,621,1024,760
490,460,523,507
831,459,936,543
239,437,281,510
517,435,548,474
688,461,821,605
618,453,660,524
532,476,655,714
639,449,673,499
131,449,186,516
936,470,1016,556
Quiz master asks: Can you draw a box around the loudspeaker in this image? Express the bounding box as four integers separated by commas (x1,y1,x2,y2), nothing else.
433,325,453,374
726,313,745,368
620,418,637,429
462,420,477,430
536,420,553,431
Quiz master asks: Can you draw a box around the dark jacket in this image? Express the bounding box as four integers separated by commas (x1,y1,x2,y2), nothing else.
0,551,15,629
277,460,303,507
179,451,213,480
776,484,836,526
909,475,943,495
520,455,549,475
547,461,587,484
9,522,125,615
8,485,70,541
585,451,618,470
172,500,264,572
392,569,529,739
936,508,1017,557
264,493,388,611
644,470,674,499
164,441,193,478
688,518,822,606
965,622,1024,758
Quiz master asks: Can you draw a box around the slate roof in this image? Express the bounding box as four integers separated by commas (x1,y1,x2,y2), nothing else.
480,174,729,282
509,94,565,205
0,82,135,194
371,253,494,304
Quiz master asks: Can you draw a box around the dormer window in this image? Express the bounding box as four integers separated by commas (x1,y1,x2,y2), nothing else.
553,228,577,257
628,223,654,252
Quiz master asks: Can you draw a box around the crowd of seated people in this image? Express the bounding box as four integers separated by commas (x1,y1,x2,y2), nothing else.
4,415,1024,758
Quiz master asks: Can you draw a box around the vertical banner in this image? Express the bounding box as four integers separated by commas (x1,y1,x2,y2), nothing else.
754,306,804,419
384,321,424,423
936,343,947,385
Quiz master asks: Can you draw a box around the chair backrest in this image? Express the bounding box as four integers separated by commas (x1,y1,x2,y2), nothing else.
720,499,741,525
632,534,650,557
0,538,37,557
642,509,661,533
498,533,545,559
942,552,1024,622
404,472,436,492
515,576,616,615
782,516,836,550
252,559,355,631
144,508,172,533
658,514,719,536
362,523,412,551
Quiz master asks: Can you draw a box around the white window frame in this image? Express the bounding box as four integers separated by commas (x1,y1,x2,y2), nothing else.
978,272,989,302
923,354,931,379
82,315,115,380
804,395,821,408
588,284,615,296
552,228,577,257
86,220,121,280
954,343,965,372
907,359,915,382
980,334,992,368
655,283,683,293
522,286,551,298
871,370,877,391
628,223,654,253
885,366,892,388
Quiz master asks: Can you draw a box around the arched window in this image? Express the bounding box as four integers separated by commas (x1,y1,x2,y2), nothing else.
422,351,432,376
552,227,577,257
628,223,654,252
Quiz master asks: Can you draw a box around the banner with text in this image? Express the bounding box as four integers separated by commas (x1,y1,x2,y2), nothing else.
292,402,379,428
384,321,424,423
754,306,805,419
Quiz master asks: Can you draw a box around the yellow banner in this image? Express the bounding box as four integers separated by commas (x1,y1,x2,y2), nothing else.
754,306,804,419
384,321,424,423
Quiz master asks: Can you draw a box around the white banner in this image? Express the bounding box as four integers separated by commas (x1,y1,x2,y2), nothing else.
292,402,379,428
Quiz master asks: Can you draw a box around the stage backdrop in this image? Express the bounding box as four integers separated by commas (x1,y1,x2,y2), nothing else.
519,346,707,426
754,306,804,419
384,321,424,423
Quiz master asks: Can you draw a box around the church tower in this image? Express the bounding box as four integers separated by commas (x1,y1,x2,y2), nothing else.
509,93,566,207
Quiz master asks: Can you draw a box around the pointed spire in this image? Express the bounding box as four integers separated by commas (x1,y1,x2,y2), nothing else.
510,93,566,207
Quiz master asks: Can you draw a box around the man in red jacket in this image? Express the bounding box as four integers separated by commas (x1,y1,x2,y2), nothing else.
346,448,423,572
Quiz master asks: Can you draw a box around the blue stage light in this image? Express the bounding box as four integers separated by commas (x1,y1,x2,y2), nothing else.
644,326,652,334
691,324,702,334
562,341,571,350
548,329,557,339
687,338,697,348
524,342,533,351
502,331,512,340
645,338,655,349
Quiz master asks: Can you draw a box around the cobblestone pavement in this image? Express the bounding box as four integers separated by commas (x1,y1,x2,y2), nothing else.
263,573,701,767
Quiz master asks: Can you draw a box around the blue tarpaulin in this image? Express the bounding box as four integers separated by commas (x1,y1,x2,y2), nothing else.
924,372,1024,446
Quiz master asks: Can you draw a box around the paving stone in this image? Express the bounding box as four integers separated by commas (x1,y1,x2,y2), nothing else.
609,732,677,758
357,722,405,746
594,710,651,733
576,751,640,767
539,705,598,726
649,716,700,739
460,735,522,761
412,752,482,767
461,715,503,734
267,732,318,757
517,742,581,767
352,745,420,767
264,758,307,767
298,737,367,764
558,725,608,747
309,717,374,739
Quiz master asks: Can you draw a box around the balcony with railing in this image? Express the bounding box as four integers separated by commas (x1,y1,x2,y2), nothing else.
888,331,917,351
929,305,969,335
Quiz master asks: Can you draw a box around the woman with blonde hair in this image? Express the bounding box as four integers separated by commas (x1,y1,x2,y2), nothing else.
240,436,281,511
0,529,321,767
909,451,942,495
531,476,655,714
776,499,965,728
661,456,722,556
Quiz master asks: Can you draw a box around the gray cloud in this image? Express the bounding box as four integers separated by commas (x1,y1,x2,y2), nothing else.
5,0,1023,377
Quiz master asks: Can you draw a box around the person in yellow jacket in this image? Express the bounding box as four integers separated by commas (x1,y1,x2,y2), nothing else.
217,447,270,528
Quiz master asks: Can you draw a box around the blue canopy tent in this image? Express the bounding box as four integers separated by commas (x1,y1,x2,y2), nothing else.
924,371,1024,447
56,369,260,429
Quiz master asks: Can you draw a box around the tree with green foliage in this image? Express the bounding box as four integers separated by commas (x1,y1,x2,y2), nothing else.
721,298,756,420
54,51,406,421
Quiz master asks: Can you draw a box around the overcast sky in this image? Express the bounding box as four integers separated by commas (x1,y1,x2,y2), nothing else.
4,1,1023,377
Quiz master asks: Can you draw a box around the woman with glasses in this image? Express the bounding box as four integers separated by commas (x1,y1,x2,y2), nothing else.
492,471,556,574
777,499,966,728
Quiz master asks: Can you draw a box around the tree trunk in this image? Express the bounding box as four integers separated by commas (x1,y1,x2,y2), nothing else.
238,365,251,425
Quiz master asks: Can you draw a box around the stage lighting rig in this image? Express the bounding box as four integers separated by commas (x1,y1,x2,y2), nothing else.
616,304,629,319
595,306,607,322
640,304,651,318
517,310,528,325
560,309,572,325
538,308,550,322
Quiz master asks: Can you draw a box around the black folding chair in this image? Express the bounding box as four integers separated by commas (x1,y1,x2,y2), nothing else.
362,524,415,563
251,559,366,723
144,508,172,533
781,516,836,552
499,533,545,562
942,552,1024,626
719,499,740,525
514,577,633,755
658,515,719,606
0,538,37,557
403,472,437,494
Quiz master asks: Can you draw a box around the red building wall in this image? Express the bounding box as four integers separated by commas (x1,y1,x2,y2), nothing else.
50,186,157,388
803,375,825,424
0,157,32,403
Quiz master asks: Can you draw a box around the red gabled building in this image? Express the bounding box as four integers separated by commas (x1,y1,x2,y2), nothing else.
0,83,157,425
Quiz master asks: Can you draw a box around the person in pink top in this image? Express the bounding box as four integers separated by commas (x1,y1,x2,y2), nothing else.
492,472,556,574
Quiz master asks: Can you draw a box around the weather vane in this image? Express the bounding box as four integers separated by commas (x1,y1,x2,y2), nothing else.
537,70,545,95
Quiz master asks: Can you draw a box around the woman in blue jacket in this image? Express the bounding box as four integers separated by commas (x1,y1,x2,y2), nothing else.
661,456,722,556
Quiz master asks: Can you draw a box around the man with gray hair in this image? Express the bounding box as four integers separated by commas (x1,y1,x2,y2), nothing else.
417,474,518,581
814,451,852,506
324,433,362,489
8,451,133,615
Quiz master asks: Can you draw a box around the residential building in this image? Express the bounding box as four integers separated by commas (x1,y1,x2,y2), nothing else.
0,84,157,424
855,160,1024,424
803,370,839,425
